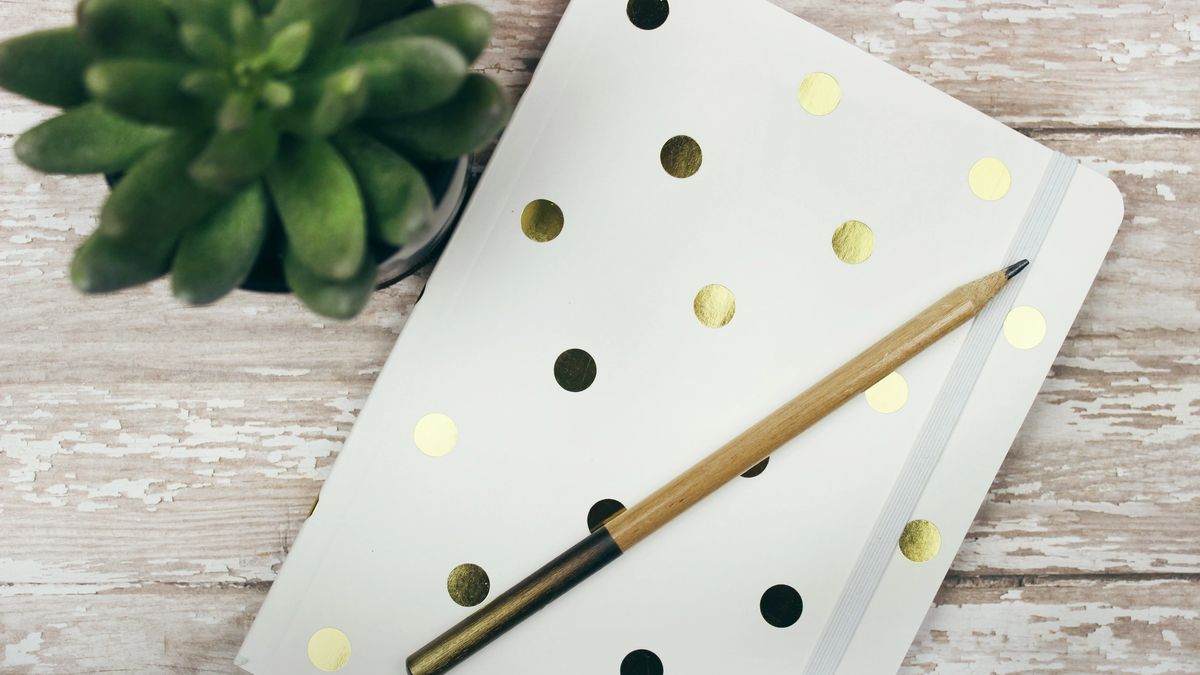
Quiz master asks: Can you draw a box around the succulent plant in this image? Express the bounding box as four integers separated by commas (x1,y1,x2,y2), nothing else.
0,0,510,318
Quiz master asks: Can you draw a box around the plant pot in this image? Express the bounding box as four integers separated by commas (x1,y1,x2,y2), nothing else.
374,154,471,288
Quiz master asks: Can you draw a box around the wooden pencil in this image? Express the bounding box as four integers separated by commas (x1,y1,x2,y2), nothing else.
406,260,1031,675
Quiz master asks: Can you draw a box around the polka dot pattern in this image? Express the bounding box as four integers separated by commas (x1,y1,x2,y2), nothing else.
385,52,1047,671
1004,306,1046,349
447,563,491,607
832,220,874,264
798,72,841,116
414,413,457,457
899,519,941,562
307,627,351,672
865,372,908,414
521,199,564,242
626,0,669,30
969,157,1012,201
554,348,597,392
620,649,664,675
660,135,702,178
741,457,769,478
693,284,736,328
760,584,804,628
587,498,627,533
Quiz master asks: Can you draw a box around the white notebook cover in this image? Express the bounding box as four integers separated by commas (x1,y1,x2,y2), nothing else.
237,0,1124,673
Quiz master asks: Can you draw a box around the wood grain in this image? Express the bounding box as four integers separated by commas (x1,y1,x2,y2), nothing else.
1,0,1197,672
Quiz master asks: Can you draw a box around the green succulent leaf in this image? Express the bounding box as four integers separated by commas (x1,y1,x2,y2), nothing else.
261,79,294,108
258,20,312,73
190,113,279,193
266,139,367,281
162,0,240,38
15,103,170,174
0,28,92,107
77,0,184,58
284,245,376,319
172,181,269,304
181,69,232,100
278,66,367,138
264,0,359,66
335,36,466,119
86,59,215,127
373,73,510,161
335,130,432,246
217,90,257,130
71,228,177,293
357,4,493,63
351,0,419,34
180,23,231,66
100,131,223,238
230,0,267,52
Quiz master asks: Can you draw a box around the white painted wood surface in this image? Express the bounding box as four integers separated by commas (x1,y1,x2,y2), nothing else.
1,1,1197,672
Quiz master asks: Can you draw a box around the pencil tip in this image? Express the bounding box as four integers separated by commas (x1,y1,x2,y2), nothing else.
1005,259,1030,280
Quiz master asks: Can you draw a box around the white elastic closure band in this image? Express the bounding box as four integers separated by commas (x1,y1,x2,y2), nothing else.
804,152,1078,675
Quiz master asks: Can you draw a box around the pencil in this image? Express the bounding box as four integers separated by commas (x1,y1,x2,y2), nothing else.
406,260,1031,675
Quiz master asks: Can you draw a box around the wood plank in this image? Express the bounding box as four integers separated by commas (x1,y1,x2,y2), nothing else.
904,577,1200,673
0,585,262,674
2,579,1197,672
0,0,1197,130
3,132,1195,584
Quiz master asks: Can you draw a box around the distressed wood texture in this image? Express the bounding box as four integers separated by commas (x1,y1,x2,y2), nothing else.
1,0,1198,673
2,0,1199,130
3,580,1196,674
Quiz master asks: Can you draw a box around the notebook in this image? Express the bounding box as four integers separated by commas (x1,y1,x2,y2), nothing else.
237,0,1124,672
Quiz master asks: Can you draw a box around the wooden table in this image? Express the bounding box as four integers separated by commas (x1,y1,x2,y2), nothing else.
1,1,1197,672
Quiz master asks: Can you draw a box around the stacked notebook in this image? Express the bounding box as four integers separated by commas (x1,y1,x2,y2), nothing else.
238,0,1124,672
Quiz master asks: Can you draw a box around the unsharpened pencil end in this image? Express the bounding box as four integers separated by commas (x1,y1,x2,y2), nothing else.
1004,259,1030,279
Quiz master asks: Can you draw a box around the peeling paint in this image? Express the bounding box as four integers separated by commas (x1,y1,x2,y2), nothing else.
906,590,1200,674
239,367,312,377
2,631,42,668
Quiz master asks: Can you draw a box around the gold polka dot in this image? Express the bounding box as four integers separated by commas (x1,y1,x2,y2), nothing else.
414,413,457,457
554,348,597,392
969,157,1012,201
520,199,564,243
798,72,841,116
307,627,351,672
447,563,490,607
660,135,702,178
832,220,874,264
693,284,735,328
865,371,908,414
1003,305,1046,350
899,519,941,562
626,0,668,30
